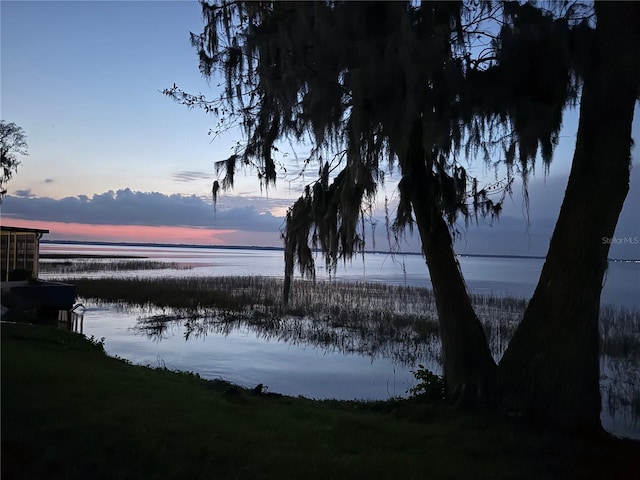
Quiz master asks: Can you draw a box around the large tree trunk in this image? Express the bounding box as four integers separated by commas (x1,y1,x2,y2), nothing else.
498,2,640,431
417,203,497,404
406,123,497,405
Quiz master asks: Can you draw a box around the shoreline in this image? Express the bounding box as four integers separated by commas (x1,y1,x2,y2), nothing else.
2,321,638,479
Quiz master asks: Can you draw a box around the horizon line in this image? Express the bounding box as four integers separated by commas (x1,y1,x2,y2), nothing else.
40,239,640,263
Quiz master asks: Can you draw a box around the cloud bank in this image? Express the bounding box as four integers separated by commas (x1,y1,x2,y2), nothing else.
1,188,284,233
1,172,638,258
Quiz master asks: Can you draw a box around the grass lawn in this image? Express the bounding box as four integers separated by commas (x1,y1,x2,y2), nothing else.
2,322,639,479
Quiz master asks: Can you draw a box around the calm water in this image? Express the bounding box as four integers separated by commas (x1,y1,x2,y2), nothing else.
41,243,640,438
42,243,640,308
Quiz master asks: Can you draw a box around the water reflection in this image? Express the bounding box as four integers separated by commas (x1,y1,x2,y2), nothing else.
40,243,640,438
134,309,441,368
601,356,640,438
123,301,640,439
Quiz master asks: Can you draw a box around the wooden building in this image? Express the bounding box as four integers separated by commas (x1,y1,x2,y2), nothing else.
1,225,76,318
1,225,49,281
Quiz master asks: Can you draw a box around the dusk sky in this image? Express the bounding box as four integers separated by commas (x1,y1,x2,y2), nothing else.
1,1,639,259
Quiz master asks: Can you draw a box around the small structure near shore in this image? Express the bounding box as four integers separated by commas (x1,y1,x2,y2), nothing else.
1,225,76,319
1,225,48,281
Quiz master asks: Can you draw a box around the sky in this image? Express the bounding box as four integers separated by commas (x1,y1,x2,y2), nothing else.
1,0,639,259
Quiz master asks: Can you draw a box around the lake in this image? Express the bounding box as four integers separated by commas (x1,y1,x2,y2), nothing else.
41,242,640,308
40,242,640,438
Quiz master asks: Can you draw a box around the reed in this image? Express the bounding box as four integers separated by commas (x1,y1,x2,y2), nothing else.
71,276,639,362
600,306,640,357
41,259,190,273
65,276,640,427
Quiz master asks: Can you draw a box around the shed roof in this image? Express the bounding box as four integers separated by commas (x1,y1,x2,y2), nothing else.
0,226,50,235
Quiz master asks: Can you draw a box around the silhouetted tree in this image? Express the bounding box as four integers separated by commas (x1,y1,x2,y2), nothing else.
166,1,639,431
498,2,640,430
0,120,28,201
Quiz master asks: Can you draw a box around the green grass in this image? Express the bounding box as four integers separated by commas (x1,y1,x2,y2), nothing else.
2,322,639,479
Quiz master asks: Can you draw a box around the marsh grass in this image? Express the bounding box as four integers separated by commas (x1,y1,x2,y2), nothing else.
71,276,639,364
601,306,640,357
70,276,640,425
40,259,191,274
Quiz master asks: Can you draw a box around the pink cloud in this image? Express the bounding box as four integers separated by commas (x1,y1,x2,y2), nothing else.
2,219,238,245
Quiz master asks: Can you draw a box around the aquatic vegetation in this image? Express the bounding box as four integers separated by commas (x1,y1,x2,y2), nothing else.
71,276,640,364
68,275,640,437
600,306,640,357
40,259,191,274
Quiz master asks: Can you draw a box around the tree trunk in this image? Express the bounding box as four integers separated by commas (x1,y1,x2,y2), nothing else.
498,2,640,431
406,123,497,405
283,246,293,307
417,203,497,404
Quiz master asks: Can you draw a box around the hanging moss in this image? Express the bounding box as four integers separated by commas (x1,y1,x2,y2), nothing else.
165,0,590,294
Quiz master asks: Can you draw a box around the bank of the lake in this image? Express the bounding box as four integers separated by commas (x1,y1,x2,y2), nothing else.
2,322,638,480
35,243,640,439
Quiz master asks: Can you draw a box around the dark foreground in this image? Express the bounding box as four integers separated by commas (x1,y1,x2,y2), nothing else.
2,322,638,480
